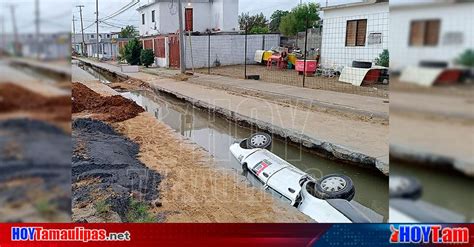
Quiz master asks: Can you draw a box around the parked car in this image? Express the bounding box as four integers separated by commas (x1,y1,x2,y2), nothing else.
229,133,383,223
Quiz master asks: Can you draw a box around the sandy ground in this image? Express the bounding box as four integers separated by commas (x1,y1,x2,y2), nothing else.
196,65,389,98
114,113,311,222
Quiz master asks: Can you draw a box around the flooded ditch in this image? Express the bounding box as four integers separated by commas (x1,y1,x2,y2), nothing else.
391,161,473,221
77,62,389,220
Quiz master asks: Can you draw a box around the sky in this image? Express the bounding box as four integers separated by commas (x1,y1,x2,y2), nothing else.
0,0,364,34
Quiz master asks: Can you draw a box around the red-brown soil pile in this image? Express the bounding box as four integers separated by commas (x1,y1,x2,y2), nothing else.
0,83,71,122
72,82,144,122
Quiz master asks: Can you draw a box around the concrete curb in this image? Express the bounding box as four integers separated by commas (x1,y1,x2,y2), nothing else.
390,144,473,177
189,78,389,121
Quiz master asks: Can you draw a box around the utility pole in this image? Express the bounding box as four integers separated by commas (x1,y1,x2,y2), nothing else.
72,15,76,44
35,0,40,59
178,0,186,73
96,0,99,59
76,5,85,56
1,16,5,53
8,5,19,56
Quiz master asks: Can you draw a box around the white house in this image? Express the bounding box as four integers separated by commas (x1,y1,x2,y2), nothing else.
320,0,389,69
390,0,474,72
137,0,239,37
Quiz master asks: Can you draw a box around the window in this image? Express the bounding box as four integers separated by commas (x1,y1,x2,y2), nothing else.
345,19,367,46
90,34,94,39
409,19,440,46
142,13,145,25
185,8,193,32
106,34,110,38
152,10,155,22
368,33,382,45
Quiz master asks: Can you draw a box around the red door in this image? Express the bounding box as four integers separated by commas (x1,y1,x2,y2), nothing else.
169,35,180,68
185,8,193,32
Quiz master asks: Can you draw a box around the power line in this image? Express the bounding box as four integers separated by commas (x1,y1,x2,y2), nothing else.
100,0,139,22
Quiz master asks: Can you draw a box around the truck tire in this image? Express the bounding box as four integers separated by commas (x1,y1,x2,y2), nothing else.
314,174,355,201
389,175,422,200
246,132,272,150
352,61,372,69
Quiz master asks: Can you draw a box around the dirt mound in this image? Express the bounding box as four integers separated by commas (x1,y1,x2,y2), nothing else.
72,83,144,122
72,118,161,222
0,83,71,122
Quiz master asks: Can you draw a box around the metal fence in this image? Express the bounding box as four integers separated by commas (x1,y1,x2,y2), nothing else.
188,11,389,98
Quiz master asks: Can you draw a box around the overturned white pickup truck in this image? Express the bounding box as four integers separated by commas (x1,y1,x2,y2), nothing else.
230,133,383,223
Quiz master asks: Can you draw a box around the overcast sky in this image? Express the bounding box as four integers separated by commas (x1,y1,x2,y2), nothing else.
1,0,365,34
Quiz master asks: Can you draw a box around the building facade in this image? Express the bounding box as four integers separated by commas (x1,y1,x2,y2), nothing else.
320,0,389,70
390,0,474,71
137,0,239,36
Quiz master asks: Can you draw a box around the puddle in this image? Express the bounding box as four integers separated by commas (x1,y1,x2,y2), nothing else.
77,63,117,84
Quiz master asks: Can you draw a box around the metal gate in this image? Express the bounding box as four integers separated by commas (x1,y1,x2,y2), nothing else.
169,35,180,68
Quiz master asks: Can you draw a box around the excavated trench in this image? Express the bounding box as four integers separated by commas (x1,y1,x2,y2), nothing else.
77,61,389,220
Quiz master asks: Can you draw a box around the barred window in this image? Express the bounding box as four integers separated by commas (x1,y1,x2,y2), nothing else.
409,19,440,46
346,19,367,47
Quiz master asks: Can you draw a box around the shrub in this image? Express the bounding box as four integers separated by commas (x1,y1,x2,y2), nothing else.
124,38,142,65
455,49,474,67
375,49,389,67
126,199,155,223
140,49,155,67
249,26,270,34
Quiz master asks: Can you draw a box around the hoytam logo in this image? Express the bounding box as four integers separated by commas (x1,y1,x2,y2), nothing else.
11,227,131,242
390,225,469,244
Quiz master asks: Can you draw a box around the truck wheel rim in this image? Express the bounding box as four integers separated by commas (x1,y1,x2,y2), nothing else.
321,177,346,192
389,176,409,192
251,134,267,146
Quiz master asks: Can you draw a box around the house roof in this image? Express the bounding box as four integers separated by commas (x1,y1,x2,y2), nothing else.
390,0,470,9
321,0,388,11
137,0,211,11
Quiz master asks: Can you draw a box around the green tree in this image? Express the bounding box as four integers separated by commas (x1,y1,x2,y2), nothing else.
279,3,320,36
269,10,289,32
375,49,389,67
124,38,142,65
455,49,474,67
120,25,139,38
238,12,268,32
140,49,155,67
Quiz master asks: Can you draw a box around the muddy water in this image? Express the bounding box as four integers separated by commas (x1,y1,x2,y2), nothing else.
391,162,473,221
121,89,389,220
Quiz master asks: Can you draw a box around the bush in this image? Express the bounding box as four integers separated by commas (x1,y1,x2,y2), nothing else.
124,38,142,65
375,49,389,67
140,49,155,67
455,49,474,67
249,26,269,34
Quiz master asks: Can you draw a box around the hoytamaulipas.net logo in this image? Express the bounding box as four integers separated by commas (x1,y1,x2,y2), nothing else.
390,225,469,244
11,226,131,242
